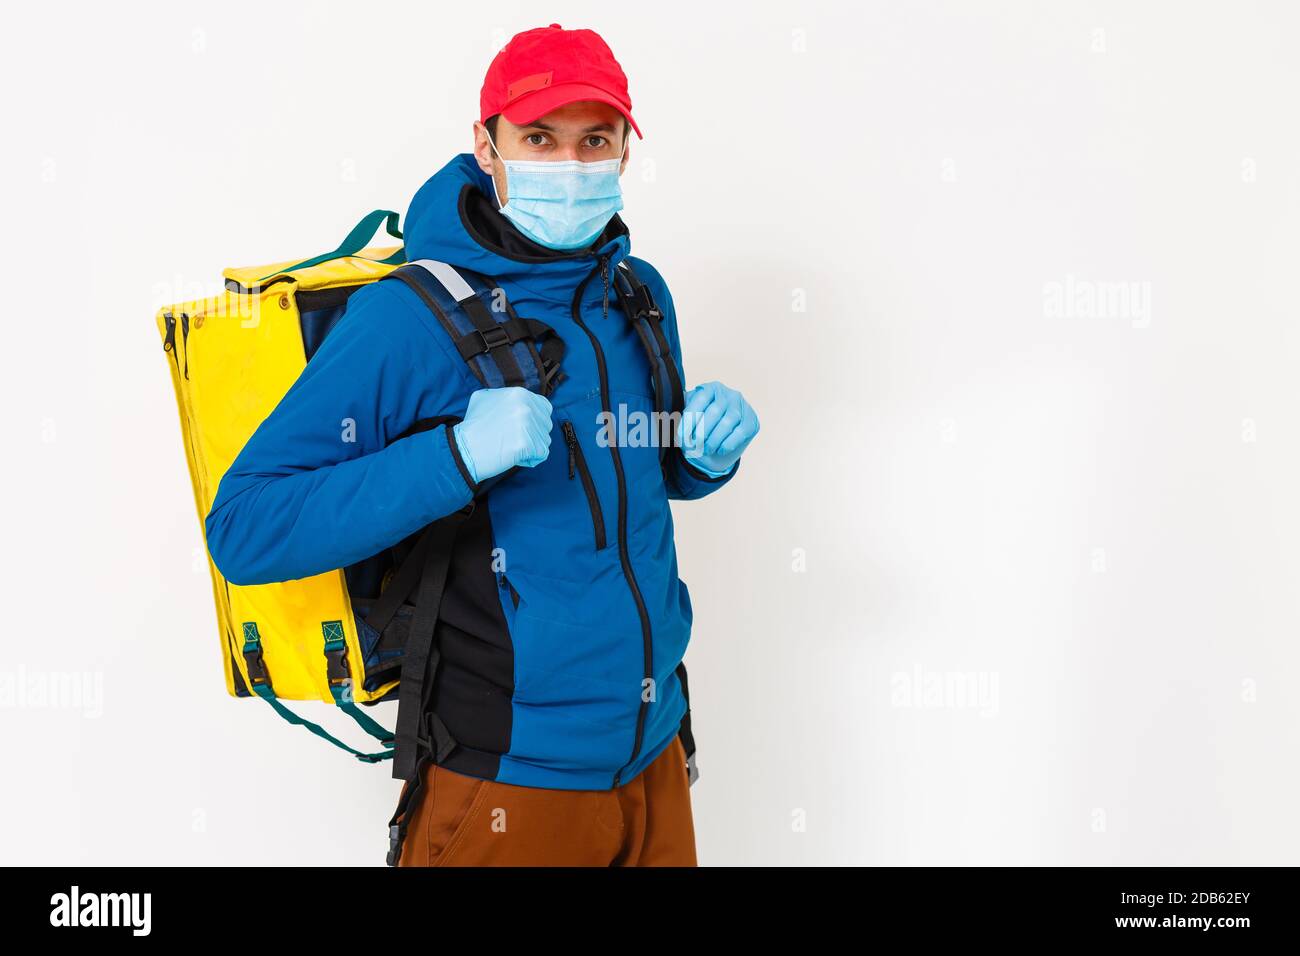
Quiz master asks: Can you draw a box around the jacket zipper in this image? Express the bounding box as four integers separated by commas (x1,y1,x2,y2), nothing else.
561,420,607,550
572,251,654,787
497,571,520,610
163,312,204,478
600,256,610,319
162,313,179,374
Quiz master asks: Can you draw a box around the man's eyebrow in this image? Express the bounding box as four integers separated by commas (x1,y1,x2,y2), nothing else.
523,120,619,134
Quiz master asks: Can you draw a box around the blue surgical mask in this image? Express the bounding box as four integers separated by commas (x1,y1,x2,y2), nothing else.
486,131,626,250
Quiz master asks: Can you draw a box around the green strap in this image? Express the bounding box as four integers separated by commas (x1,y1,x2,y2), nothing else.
251,684,394,763
321,620,396,745
241,621,392,763
330,687,396,744
256,209,406,283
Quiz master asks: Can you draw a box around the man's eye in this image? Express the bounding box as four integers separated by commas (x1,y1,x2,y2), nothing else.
586,136,608,149
526,134,547,146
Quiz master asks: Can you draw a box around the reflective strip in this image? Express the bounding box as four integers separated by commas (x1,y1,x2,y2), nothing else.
409,258,475,302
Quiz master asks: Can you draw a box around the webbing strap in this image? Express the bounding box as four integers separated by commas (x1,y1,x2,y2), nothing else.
675,661,699,786
412,259,527,387
241,621,393,762
322,620,395,746
251,684,394,763
408,257,474,299
331,689,396,747
612,261,686,462
385,260,563,396
391,513,466,782
256,209,406,282
386,748,435,866
361,524,436,636
451,314,527,361
385,710,457,864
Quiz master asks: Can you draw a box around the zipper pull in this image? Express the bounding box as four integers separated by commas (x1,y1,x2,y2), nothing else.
162,313,177,354
162,313,180,375
562,422,576,479
600,255,610,320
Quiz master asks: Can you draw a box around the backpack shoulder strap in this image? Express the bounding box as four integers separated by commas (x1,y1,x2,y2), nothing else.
611,260,686,459
369,260,565,814
381,259,565,396
612,259,685,414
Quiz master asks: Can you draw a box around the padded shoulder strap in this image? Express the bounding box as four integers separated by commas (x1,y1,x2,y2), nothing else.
612,261,686,461
381,259,564,395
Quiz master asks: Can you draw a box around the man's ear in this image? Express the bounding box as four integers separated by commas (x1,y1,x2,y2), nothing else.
472,122,495,176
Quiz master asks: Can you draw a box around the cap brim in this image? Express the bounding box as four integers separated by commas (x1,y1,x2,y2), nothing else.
501,82,643,140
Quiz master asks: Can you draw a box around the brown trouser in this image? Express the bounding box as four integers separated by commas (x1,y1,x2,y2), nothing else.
395,736,697,866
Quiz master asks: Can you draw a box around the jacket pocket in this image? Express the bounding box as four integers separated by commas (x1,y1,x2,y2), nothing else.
560,420,607,550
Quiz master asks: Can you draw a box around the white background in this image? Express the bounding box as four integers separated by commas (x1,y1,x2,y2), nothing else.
2,0,1298,865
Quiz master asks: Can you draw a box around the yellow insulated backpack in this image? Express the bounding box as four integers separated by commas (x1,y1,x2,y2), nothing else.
157,210,569,770
155,210,410,761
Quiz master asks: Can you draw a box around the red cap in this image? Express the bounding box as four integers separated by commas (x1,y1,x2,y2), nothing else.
480,23,643,140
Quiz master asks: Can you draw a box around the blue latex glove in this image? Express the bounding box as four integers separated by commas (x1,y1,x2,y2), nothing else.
679,381,759,477
452,387,553,485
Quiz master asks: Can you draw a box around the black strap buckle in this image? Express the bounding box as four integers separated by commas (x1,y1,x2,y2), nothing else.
630,285,659,322
414,711,459,764
386,824,404,866
475,324,512,351
540,357,564,393
241,647,268,684
323,650,349,684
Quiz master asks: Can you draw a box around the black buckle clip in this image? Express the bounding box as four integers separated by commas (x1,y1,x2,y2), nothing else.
242,651,268,685
540,358,565,393
419,711,459,764
386,824,404,866
632,286,660,322
476,325,512,352
323,651,349,685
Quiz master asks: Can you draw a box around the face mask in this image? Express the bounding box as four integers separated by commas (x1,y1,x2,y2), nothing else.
486,130,626,250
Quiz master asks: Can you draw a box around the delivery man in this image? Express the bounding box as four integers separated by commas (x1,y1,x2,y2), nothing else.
204,22,759,866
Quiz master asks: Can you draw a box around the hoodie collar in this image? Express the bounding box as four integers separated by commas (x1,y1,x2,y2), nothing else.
403,153,631,300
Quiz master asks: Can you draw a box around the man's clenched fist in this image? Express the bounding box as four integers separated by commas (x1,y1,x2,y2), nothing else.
452,387,553,484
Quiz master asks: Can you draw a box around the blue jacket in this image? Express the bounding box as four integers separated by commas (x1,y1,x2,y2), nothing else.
205,153,740,789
